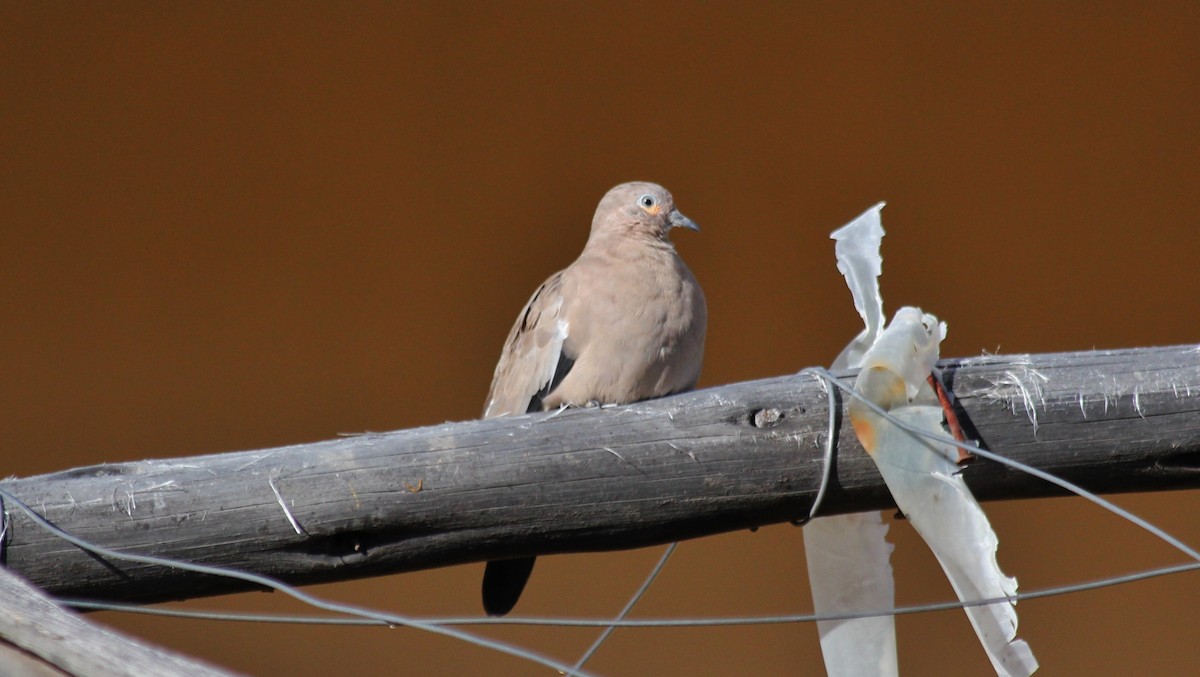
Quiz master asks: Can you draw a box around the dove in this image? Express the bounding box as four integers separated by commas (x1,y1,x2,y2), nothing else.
481,181,707,616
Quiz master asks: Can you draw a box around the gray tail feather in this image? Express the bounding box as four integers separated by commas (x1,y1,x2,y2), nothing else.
482,557,536,616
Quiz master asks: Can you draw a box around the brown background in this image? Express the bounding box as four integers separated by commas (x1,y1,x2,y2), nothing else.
2,3,1198,675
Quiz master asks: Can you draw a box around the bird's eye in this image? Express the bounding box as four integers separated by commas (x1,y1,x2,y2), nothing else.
639,194,656,209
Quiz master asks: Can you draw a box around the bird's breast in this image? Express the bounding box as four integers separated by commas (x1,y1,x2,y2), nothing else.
548,248,706,406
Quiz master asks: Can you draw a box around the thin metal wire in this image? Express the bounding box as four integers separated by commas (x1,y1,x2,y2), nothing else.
567,542,678,675
791,371,838,525
60,560,1200,626
801,366,1200,563
0,486,593,677
0,492,9,564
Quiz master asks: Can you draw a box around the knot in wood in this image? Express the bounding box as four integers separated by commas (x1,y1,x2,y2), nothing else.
751,408,783,428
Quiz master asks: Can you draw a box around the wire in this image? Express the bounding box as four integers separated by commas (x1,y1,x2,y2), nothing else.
800,366,1200,563
567,542,678,675
791,372,838,525
0,486,592,677
60,560,1200,627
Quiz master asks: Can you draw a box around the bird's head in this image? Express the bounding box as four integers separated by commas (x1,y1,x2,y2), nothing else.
590,181,700,243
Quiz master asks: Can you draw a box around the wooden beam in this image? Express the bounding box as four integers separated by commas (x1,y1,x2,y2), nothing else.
0,566,238,676
2,345,1198,606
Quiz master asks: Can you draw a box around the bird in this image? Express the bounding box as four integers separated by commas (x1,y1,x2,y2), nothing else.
480,181,707,616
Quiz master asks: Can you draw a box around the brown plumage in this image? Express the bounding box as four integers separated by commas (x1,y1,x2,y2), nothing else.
481,181,707,616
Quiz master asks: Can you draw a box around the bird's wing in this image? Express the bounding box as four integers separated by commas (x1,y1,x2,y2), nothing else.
483,271,575,418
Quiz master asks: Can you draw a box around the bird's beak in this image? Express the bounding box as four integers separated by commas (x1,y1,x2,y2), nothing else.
669,209,700,232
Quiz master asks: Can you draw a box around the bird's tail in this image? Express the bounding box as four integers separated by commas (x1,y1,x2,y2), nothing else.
482,557,536,616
